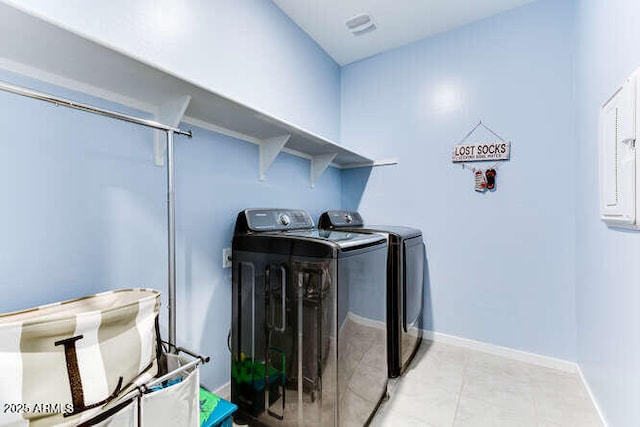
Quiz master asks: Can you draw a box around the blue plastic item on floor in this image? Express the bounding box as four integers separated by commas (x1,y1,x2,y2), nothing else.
201,394,237,427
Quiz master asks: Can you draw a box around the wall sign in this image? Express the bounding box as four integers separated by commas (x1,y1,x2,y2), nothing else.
454,121,511,193
452,141,510,162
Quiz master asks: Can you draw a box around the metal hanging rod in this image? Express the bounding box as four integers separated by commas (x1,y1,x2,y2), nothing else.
0,79,192,137
0,78,191,352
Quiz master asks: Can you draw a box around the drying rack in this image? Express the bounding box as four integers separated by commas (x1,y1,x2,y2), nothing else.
0,80,212,425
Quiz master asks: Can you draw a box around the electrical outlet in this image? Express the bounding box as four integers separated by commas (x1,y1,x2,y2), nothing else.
222,248,232,268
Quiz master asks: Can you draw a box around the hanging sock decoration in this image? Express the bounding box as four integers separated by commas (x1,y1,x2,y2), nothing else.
485,168,497,190
466,163,498,192
474,170,487,192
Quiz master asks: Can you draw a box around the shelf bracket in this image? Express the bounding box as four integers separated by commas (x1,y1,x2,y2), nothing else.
154,95,192,166
310,153,337,188
260,134,290,180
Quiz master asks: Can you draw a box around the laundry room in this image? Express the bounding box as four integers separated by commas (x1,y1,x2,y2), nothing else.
0,0,635,426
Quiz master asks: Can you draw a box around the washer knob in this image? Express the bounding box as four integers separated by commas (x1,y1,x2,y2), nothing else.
279,213,291,226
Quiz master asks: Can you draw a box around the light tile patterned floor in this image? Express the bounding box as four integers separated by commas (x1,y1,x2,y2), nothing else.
371,341,603,427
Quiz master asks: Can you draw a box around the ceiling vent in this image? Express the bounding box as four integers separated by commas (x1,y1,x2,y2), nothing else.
345,13,376,36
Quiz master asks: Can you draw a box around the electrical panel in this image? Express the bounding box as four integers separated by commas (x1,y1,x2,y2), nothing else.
600,70,639,228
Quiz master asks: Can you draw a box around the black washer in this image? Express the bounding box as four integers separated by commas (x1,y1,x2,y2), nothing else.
231,208,389,426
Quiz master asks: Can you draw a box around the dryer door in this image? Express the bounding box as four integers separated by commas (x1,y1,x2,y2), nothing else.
402,236,424,368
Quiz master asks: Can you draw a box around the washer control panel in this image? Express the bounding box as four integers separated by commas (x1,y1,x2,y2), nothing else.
278,213,291,226
244,209,313,231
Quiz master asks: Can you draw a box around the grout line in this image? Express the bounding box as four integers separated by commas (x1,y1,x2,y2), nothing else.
450,349,469,427
529,361,539,425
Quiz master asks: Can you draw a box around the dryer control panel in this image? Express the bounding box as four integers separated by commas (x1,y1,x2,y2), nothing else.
239,209,314,232
318,210,364,228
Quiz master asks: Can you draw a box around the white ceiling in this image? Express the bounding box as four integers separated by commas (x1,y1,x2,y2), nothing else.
273,0,537,66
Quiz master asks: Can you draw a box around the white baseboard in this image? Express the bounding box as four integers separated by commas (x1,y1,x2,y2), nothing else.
423,330,577,373
214,381,231,400
577,366,609,427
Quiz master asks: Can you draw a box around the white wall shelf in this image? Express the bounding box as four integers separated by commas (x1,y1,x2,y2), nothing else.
154,95,192,166
0,3,396,185
260,135,291,181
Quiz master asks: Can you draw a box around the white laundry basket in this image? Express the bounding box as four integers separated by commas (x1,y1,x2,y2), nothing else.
0,289,206,427
0,289,160,426
138,353,200,427
79,351,202,427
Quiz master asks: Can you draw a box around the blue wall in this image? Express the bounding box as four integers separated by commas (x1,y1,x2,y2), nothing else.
0,69,342,390
0,0,343,391
0,72,166,310
5,4,637,423
575,0,640,425
341,0,577,361
0,34,341,395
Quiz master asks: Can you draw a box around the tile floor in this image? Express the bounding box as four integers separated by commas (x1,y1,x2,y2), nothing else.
371,340,603,427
